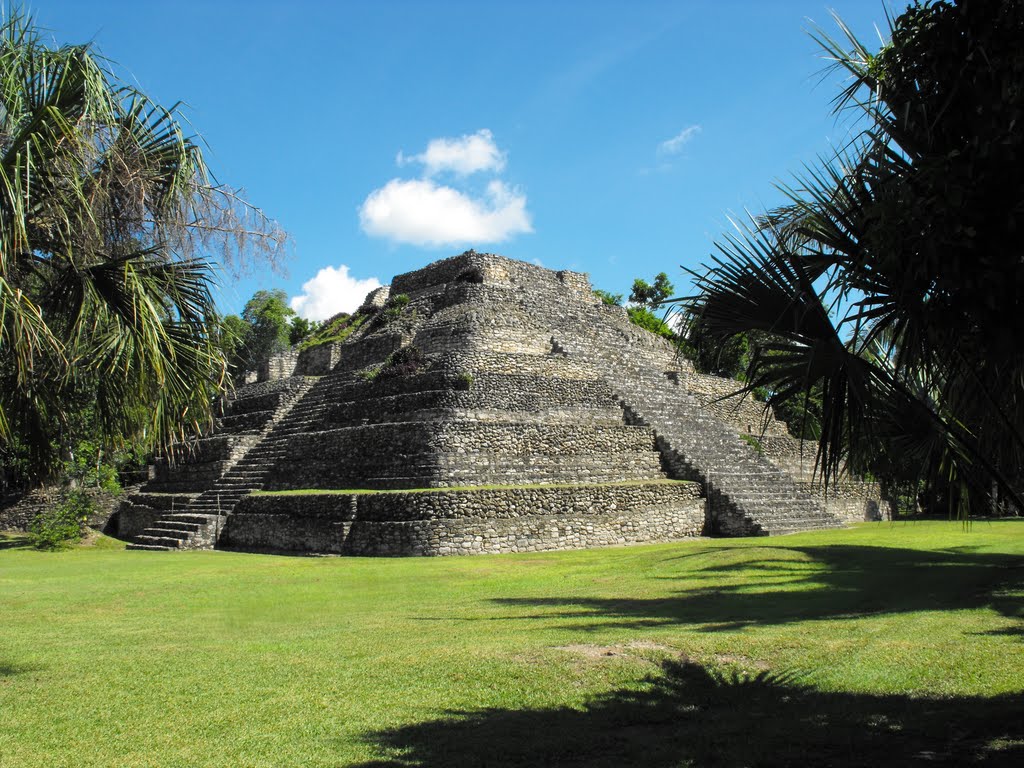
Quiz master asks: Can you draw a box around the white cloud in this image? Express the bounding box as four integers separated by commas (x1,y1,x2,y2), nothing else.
289,264,382,321
397,129,506,176
658,124,702,156
359,178,532,247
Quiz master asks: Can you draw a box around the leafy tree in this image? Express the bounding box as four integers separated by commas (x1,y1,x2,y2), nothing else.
593,288,624,307
0,11,285,479
685,321,750,380
217,314,251,382
626,306,677,342
240,289,294,365
629,272,674,306
682,0,1024,515
596,279,682,345
219,291,321,382
289,316,319,346
627,273,681,347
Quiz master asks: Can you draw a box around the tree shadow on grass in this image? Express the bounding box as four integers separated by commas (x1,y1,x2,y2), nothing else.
489,543,1024,635
0,532,29,550
352,659,1024,767
0,661,39,677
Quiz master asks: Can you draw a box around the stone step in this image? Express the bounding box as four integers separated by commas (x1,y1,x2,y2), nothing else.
192,496,245,505
145,527,192,540
554,332,845,537
164,513,215,525
133,534,184,548
148,524,196,536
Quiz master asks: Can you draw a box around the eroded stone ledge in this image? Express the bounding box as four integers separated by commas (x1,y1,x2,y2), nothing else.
222,481,705,555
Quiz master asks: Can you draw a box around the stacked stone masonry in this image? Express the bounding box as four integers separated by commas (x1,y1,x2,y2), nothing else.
222,482,704,556
116,251,886,555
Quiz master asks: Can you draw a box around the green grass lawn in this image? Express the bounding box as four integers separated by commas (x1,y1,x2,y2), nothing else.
1,521,1022,767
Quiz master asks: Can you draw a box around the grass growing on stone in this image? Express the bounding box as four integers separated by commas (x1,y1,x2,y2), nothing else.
1,521,1022,767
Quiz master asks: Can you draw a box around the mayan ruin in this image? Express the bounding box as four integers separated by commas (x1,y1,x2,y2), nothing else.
115,252,884,555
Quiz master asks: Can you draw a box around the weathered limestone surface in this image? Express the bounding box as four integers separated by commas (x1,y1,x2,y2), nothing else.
222,482,704,555
120,251,886,555
1,487,127,533
257,349,299,382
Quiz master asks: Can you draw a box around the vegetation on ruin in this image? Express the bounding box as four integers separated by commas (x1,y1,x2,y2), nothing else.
356,366,381,383
376,344,425,379
217,290,322,382
26,489,90,549
381,292,410,320
595,273,680,343
679,0,1024,517
298,311,368,351
1,522,1021,766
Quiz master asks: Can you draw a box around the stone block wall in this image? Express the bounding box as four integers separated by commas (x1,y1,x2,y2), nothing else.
0,491,47,531
331,331,408,374
360,285,391,311
324,386,622,427
222,481,705,556
1,487,125,533
257,349,300,382
796,481,890,523
268,420,668,490
294,342,341,375
390,251,593,304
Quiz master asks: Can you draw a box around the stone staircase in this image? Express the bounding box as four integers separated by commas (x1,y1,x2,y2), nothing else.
554,332,844,536
127,376,324,551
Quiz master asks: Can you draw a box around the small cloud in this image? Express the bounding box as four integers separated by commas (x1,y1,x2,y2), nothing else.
290,264,382,321
398,129,506,177
359,178,532,248
658,124,701,156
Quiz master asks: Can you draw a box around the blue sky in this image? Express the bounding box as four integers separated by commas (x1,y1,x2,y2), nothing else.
31,0,890,319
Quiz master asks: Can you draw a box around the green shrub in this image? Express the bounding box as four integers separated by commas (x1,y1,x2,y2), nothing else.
739,434,764,454
58,439,124,494
29,491,90,550
593,288,623,306
358,365,382,383
626,305,676,341
299,312,367,351
456,372,474,391
377,346,425,380
379,294,411,325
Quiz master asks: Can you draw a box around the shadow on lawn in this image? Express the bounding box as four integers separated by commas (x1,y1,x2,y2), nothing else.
0,533,28,550
353,658,1024,767
355,540,1024,766
0,661,37,677
489,542,1024,635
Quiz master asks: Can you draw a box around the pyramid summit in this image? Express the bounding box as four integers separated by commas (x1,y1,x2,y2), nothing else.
117,251,885,555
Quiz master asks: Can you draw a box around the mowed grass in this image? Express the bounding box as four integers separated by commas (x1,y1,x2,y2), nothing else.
1,521,1022,767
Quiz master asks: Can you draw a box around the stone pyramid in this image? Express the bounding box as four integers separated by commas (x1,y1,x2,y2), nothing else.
118,252,884,555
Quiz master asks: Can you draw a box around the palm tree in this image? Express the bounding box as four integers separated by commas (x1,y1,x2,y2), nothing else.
681,0,1024,516
0,11,286,477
